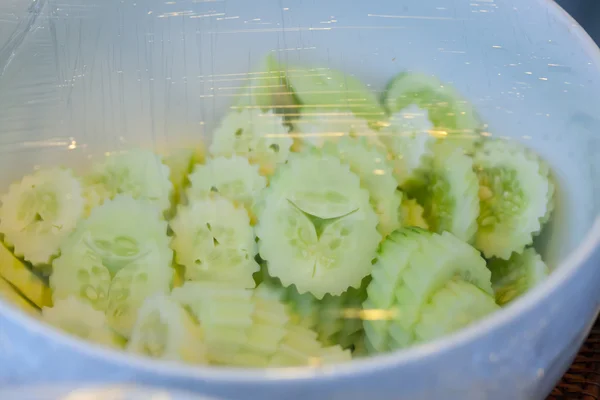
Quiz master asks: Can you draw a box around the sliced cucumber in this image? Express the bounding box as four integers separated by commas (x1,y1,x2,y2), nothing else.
474,139,554,259
416,147,480,243
210,108,293,176
383,72,481,147
106,252,173,338
414,279,499,343
89,149,173,214
266,276,369,350
284,66,385,124
290,108,378,149
488,247,549,305
323,137,402,237
170,196,259,288
0,241,51,308
42,296,123,348
363,228,492,351
401,197,429,230
256,152,380,298
174,281,289,366
50,195,172,320
0,168,85,266
172,282,256,364
379,105,436,189
127,294,206,363
187,156,267,216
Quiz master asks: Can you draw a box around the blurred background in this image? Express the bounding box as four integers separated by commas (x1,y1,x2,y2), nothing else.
556,0,600,43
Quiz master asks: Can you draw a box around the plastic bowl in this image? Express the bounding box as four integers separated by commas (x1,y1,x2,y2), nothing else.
0,0,599,399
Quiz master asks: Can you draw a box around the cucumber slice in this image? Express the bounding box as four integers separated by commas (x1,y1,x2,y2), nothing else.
256,153,380,298
0,278,40,316
0,168,85,266
488,247,549,305
416,147,480,243
42,296,123,348
401,197,429,230
0,241,51,308
266,276,369,350
172,282,256,364
90,149,173,213
50,195,172,318
379,105,436,189
269,325,349,367
174,282,290,366
414,279,499,343
187,156,267,215
383,72,481,146
290,108,378,149
127,294,206,364
474,140,554,259
323,137,402,237
170,196,259,288
106,252,173,338
363,228,492,351
284,66,385,124
209,108,293,176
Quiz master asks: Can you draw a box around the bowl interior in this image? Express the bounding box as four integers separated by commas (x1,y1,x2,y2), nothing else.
0,0,599,361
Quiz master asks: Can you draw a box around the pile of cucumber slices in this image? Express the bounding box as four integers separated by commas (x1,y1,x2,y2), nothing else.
0,55,554,367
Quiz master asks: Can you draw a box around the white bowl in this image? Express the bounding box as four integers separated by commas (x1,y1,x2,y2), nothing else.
0,0,599,399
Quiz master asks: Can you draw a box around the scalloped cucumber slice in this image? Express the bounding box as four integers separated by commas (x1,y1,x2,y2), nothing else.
284,66,385,124
170,196,259,288
290,108,379,149
42,296,124,348
0,242,51,308
383,72,481,146
267,276,369,350
127,294,206,363
401,197,429,230
210,109,293,176
416,147,480,243
474,140,554,259
0,278,40,316
0,168,85,266
488,247,549,305
187,156,267,215
414,279,499,343
90,149,173,213
364,228,492,351
269,324,351,367
323,137,402,237
50,195,172,315
172,282,255,364
379,105,436,189
256,153,380,298
106,252,173,338
174,282,290,366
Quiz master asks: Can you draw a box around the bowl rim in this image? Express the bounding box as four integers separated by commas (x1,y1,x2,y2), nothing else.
1,0,599,386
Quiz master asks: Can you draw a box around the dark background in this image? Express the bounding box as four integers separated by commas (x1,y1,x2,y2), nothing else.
556,0,600,44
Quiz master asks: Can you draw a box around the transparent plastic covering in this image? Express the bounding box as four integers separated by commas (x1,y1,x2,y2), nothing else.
0,0,599,400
